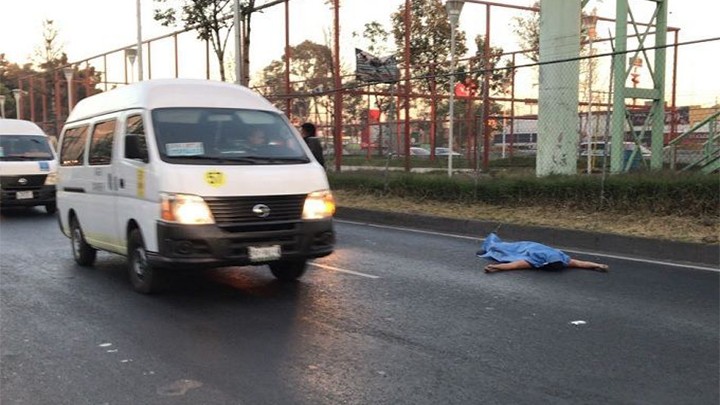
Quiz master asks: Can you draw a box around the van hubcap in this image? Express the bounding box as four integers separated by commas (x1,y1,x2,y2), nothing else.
132,248,148,280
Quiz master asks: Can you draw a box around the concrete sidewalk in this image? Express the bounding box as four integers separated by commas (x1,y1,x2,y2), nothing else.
335,207,720,268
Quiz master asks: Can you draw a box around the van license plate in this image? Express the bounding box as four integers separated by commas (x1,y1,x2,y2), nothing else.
16,191,33,200
248,245,281,262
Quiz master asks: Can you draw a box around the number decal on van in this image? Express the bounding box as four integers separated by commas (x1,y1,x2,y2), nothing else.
136,168,145,197
204,170,225,187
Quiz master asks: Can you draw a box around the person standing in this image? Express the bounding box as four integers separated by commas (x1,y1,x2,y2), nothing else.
300,122,325,168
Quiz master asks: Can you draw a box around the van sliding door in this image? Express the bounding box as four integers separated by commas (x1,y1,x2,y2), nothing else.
84,118,120,253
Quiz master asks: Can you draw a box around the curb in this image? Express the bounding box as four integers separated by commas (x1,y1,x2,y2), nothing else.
335,207,720,268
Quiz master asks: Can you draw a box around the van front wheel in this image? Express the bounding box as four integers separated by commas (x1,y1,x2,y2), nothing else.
127,229,164,294
269,260,307,282
70,218,96,266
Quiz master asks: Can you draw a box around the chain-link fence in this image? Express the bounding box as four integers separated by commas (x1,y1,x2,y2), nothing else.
9,2,718,175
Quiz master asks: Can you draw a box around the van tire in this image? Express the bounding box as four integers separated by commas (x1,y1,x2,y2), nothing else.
269,260,307,282
127,229,163,294
45,202,57,214
70,218,96,266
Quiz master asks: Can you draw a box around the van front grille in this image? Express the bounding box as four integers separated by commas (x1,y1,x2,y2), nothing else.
205,194,305,226
1,174,48,190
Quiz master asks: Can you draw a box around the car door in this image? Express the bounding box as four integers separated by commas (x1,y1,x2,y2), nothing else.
114,110,153,252
81,117,121,252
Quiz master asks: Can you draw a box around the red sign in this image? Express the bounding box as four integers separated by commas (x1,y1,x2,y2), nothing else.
454,82,470,98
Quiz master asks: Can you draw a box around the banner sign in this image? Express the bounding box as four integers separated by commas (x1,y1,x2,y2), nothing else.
355,48,400,84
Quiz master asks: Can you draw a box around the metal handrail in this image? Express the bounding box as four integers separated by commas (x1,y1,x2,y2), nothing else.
667,111,720,146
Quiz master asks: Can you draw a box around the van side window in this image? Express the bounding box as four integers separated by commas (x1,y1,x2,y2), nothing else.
59,125,89,166
88,119,116,166
125,114,149,161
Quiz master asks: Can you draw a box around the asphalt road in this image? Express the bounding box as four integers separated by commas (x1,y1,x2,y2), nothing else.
1,208,718,405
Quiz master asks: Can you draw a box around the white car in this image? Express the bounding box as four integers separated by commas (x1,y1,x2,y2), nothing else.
435,147,462,157
410,147,431,157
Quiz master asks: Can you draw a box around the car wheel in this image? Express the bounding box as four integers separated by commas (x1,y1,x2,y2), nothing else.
269,260,307,282
127,229,163,294
70,217,96,266
45,202,57,214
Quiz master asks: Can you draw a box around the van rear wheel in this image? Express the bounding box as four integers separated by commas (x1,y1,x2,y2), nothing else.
70,217,96,266
269,260,307,282
127,229,164,294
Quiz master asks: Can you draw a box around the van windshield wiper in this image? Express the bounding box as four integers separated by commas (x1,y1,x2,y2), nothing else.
224,156,311,164
0,156,52,161
259,157,311,163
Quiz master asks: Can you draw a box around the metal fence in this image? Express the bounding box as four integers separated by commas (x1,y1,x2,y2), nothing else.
9,1,719,174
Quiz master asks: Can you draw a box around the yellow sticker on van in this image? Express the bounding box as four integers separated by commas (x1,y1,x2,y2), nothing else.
137,168,145,197
204,170,225,187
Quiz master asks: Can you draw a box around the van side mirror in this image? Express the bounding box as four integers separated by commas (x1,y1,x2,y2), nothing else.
125,134,148,163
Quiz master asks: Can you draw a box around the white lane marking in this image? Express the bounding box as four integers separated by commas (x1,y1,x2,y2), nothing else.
560,249,720,272
338,219,479,240
310,262,380,279
336,219,720,272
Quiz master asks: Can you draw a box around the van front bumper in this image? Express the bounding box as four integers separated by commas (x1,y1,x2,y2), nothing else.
147,219,335,269
0,184,56,208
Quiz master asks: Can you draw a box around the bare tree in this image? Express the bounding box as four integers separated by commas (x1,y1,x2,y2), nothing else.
153,0,258,82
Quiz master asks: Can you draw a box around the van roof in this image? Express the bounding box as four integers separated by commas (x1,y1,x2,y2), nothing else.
0,119,47,136
66,79,280,123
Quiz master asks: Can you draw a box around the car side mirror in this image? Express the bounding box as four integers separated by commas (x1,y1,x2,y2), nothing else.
125,134,149,163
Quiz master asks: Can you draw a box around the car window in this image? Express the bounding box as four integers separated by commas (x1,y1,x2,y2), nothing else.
88,119,116,166
152,108,309,165
60,125,90,166
0,135,54,161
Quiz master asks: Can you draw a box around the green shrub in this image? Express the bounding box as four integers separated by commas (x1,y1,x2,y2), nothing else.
328,170,719,217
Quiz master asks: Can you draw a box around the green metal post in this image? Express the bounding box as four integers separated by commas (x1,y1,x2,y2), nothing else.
610,0,628,173
611,0,669,173
650,0,668,170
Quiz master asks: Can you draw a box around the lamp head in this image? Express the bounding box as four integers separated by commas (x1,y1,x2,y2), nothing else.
125,48,137,65
62,66,74,81
445,0,465,25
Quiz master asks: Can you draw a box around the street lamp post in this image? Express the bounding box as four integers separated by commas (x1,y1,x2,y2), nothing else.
135,0,143,81
234,0,243,85
62,66,74,115
445,0,464,177
0,95,6,119
11,89,23,119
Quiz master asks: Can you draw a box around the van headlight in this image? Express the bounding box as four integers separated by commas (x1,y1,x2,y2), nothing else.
302,190,335,220
160,193,215,224
44,172,57,185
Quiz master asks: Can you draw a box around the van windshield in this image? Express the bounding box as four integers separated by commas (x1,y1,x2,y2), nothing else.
0,135,55,161
151,108,310,165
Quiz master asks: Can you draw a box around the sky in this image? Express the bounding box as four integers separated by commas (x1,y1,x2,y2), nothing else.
1,0,719,107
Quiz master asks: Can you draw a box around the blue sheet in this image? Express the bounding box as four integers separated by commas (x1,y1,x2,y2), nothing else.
476,233,570,268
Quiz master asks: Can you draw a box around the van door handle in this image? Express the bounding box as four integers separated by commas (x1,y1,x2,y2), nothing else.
119,178,125,189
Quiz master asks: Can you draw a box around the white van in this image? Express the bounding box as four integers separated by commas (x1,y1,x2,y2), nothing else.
0,119,58,214
56,79,335,293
